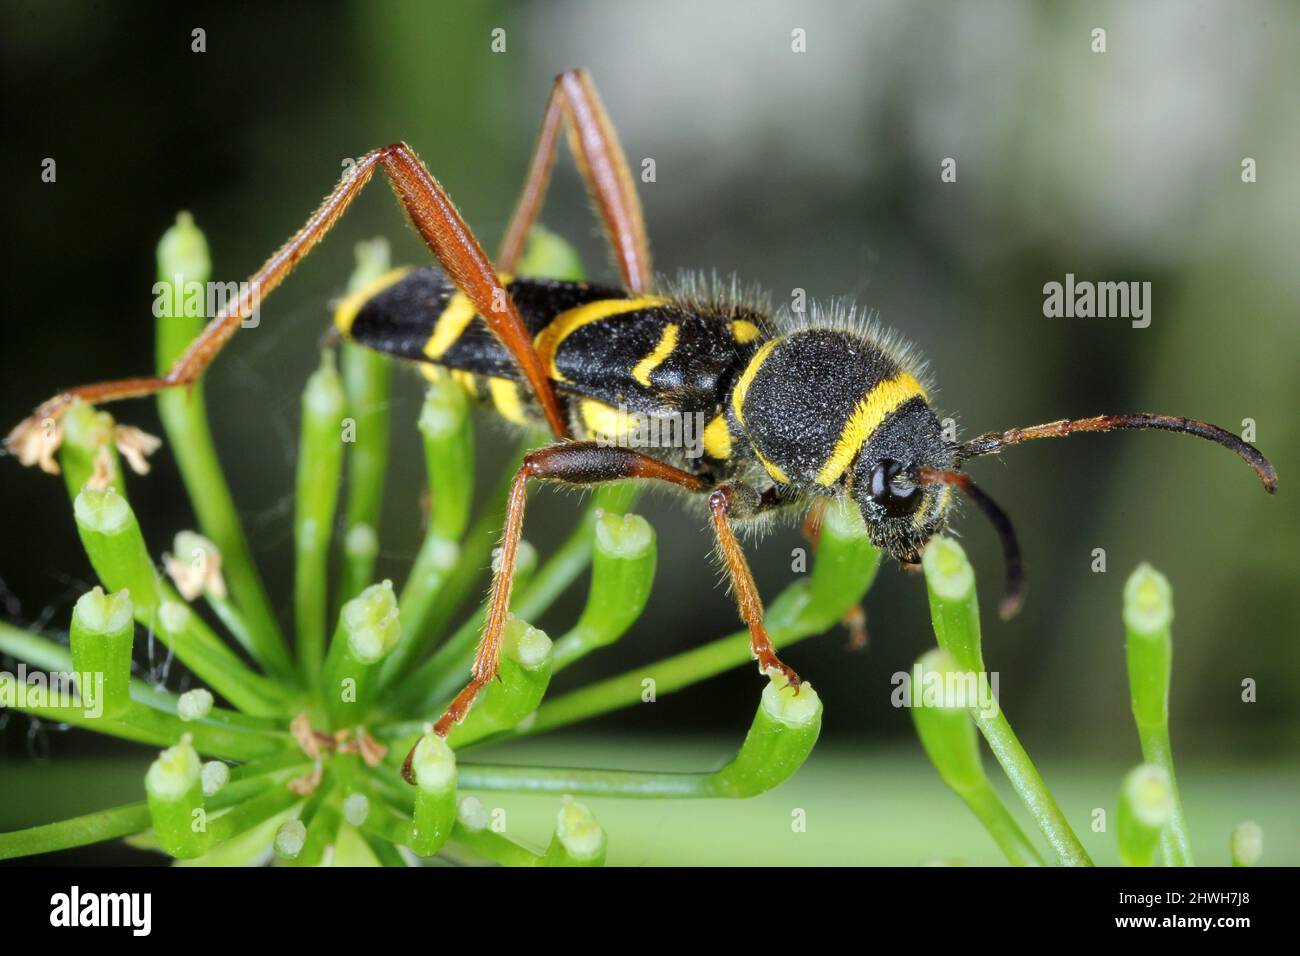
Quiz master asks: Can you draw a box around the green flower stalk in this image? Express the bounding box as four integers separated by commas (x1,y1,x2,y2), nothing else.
322,581,401,728
154,213,294,682
285,779,344,867
344,524,379,592
69,586,134,718
72,486,284,714
0,601,290,758
552,511,656,670
59,402,125,495
296,349,347,688
921,536,1091,867
1117,764,1173,867
519,498,878,735
145,735,206,858
408,732,457,856
418,370,475,544
442,796,544,866
804,499,880,628
910,648,1043,866
340,239,396,603
515,224,586,282
449,678,821,800
73,487,159,614
448,617,553,746
0,804,152,862
709,678,822,798
391,483,639,717
544,798,607,867
202,781,303,849
0,670,300,860
166,531,262,668
1124,563,1193,866
1230,821,1263,867
381,374,475,684
921,537,981,673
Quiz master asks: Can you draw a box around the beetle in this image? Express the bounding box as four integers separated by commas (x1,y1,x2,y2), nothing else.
5,69,1277,762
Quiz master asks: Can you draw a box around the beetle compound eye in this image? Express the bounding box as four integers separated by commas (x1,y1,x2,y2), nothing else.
869,459,921,518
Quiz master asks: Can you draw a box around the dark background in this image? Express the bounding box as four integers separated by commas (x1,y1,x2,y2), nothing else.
1,1,1296,862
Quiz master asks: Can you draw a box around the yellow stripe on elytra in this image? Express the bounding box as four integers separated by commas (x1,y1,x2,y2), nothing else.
815,372,928,486
631,323,679,387
422,291,478,360
703,414,732,460
421,271,519,361
421,273,516,360
534,297,668,383
488,377,529,425
332,267,415,336
730,337,781,426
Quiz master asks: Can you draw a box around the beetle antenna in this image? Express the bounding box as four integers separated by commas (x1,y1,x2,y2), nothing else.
917,468,1025,620
956,413,1278,493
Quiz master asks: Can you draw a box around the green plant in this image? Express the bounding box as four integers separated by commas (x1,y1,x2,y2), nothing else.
0,216,878,865
910,539,1263,867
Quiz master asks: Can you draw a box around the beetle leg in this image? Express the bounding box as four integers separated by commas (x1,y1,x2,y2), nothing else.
417,443,706,759
497,68,652,293
709,485,801,689
7,142,572,464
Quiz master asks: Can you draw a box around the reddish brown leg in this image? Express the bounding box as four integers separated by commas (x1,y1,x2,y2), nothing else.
709,487,801,689
423,444,707,753
7,143,569,465
497,68,652,293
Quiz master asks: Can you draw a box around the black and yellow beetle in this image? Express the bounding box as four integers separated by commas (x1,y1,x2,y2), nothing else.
5,69,1278,754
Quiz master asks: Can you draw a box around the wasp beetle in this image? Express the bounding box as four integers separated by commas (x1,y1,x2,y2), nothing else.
6,70,1277,768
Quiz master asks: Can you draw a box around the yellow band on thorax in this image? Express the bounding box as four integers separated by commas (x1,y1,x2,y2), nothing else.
730,337,781,426
815,372,927,486
755,447,791,485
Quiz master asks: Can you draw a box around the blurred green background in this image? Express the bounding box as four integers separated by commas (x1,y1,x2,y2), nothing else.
1,0,1296,864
